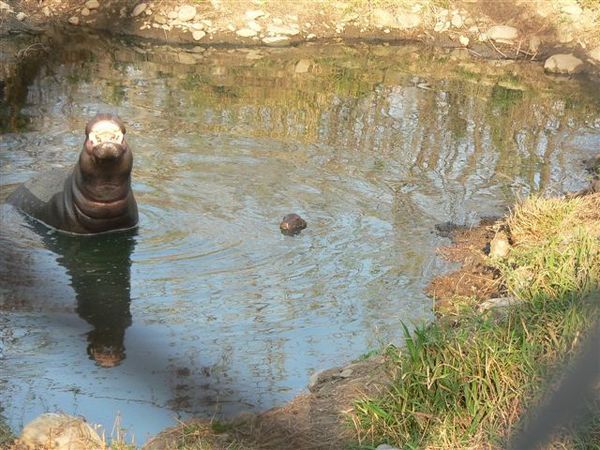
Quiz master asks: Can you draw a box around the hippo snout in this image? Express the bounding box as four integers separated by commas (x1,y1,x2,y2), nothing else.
92,142,125,161
280,213,307,236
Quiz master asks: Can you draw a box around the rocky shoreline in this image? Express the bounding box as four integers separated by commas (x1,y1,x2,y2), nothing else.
2,0,600,76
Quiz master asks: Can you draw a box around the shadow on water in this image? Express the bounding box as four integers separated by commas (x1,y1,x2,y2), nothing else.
31,222,137,369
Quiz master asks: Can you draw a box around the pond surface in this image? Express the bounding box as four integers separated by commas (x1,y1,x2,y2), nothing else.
1,33,599,444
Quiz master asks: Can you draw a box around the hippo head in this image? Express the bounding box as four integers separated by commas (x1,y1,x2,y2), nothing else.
83,114,130,166
77,114,133,204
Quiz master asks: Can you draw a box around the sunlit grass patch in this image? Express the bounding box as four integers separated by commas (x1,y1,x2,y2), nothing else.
353,193,600,449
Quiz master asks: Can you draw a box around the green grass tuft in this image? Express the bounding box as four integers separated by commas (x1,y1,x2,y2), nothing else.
353,194,600,449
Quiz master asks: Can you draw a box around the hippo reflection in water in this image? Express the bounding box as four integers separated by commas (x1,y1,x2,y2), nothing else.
7,114,138,367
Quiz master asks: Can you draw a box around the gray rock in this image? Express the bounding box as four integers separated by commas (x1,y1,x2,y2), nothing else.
529,35,542,53
479,296,521,311
451,13,463,28
131,3,147,17
489,232,510,258
245,9,266,20
85,0,99,10
557,28,574,44
434,21,449,32
267,24,300,36
376,445,400,450
192,30,206,41
18,413,103,450
262,36,291,46
308,371,320,390
177,5,197,22
590,46,600,63
0,1,13,12
544,54,584,74
342,12,359,23
16,11,26,21
246,20,261,32
339,368,353,378
561,4,582,17
236,28,258,38
295,59,311,73
486,25,518,41
372,8,397,28
397,12,421,29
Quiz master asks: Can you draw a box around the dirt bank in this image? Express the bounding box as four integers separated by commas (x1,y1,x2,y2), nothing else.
2,0,600,75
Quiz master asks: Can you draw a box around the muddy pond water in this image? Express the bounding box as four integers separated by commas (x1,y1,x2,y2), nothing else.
1,33,599,444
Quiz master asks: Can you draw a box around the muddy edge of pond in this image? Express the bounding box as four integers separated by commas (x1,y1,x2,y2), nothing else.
2,0,600,77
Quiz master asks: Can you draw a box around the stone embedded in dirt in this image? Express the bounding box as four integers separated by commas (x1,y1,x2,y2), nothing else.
434,21,449,32
590,46,600,64
529,35,542,53
339,368,353,378
0,1,13,12
245,9,266,21
190,22,204,30
246,20,262,32
236,28,258,38
459,35,469,46
131,3,147,17
544,53,584,74
557,27,574,44
489,231,510,258
154,15,167,24
178,5,197,22
486,25,518,42
192,30,206,41
263,36,290,46
451,13,463,28
167,10,178,19
16,12,26,21
267,24,300,36
479,296,521,311
81,8,90,16
372,8,397,28
18,413,103,450
295,59,311,73
342,12,359,23
561,3,583,17
396,12,421,29
308,371,320,390
42,6,51,16
68,16,79,25
85,0,99,10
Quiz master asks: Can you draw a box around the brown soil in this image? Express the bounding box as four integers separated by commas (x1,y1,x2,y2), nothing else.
144,355,391,449
427,218,504,312
2,0,600,76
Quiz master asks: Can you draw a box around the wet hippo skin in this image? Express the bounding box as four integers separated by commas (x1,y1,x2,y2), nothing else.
280,213,307,236
7,114,138,234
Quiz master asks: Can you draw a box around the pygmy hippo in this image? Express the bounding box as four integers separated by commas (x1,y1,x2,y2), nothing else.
7,114,138,234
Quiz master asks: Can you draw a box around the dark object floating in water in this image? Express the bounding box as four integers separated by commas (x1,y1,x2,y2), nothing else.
6,113,138,234
280,213,307,236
